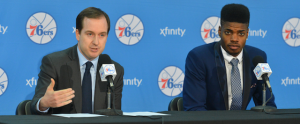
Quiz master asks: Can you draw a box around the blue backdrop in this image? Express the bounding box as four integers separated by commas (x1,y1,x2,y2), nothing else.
0,0,299,115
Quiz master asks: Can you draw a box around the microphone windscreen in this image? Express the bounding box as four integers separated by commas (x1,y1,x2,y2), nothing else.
252,55,265,66
99,54,112,64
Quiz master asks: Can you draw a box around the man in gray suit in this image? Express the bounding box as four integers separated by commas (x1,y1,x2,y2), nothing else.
31,7,124,114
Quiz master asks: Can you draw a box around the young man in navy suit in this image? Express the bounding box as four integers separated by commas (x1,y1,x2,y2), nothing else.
183,4,276,111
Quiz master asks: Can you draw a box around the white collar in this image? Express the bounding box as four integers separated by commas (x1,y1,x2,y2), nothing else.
220,45,243,63
77,46,99,67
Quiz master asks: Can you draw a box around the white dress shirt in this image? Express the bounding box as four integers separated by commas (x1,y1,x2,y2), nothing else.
77,47,99,113
220,46,243,110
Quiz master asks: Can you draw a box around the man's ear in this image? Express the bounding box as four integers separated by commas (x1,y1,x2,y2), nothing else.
246,28,249,39
75,29,80,42
218,26,221,37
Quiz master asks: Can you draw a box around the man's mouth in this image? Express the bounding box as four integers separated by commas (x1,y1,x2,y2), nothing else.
91,48,98,52
228,45,240,50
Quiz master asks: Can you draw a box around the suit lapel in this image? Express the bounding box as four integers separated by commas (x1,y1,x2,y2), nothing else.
214,42,229,110
66,45,82,113
241,48,251,110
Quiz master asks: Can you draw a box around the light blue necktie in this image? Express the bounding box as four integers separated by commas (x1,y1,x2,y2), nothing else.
230,58,242,110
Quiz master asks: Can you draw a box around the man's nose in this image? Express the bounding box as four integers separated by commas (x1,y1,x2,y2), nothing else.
92,36,99,45
230,33,238,42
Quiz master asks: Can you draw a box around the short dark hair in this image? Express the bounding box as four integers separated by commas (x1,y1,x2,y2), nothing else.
220,3,250,26
76,7,110,34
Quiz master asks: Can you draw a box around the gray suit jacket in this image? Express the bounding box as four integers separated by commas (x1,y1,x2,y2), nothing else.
31,44,124,114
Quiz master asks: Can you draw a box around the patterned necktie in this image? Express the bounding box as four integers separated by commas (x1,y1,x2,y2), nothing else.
230,58,242,110
82,61,93,113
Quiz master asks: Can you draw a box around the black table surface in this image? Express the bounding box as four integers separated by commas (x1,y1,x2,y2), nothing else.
1,109,300,124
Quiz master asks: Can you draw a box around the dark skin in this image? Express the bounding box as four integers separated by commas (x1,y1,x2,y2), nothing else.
218,21,249,57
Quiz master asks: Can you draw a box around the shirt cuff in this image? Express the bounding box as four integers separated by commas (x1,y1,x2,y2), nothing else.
36,98,49,113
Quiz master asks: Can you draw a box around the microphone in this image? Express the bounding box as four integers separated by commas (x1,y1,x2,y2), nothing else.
252,56,272,92
251,56,277,112
99,60,117,91
96,54,123,116
98,54,116,90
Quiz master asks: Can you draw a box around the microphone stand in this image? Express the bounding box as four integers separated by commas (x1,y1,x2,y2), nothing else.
107,87,111,109
95,77,123,115
251,81,277,112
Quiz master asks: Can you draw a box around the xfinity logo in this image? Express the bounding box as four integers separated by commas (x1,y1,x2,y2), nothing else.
0,24,8,34
160,27,186,37
248,28,267,38
281,77,300,86
26,77,37,87
72,27,76,33
123,77,142,87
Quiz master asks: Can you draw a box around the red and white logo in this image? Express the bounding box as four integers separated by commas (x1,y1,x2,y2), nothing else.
158,66,184,96
26,12,57,44
0,68,8,96
200,16,220,44
115,14,144,45
282,18,300,47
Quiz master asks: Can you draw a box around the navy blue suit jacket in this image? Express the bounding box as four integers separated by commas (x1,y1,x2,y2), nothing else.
183,42,276,111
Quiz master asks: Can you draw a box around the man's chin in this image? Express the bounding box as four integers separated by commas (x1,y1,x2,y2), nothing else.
90,55,99,59
86,54,100,61
228,51,241,57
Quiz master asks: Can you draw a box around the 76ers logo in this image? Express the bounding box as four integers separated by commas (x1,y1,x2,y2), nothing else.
158,66,184,96
0,68,8,96
282,18,300,47
201,16,220,44
104,65,115,74
115,14,144,45
26,12,57,44
254,67,261,78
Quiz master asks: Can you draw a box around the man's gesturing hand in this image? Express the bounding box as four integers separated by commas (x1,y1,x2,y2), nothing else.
39,78,75,111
